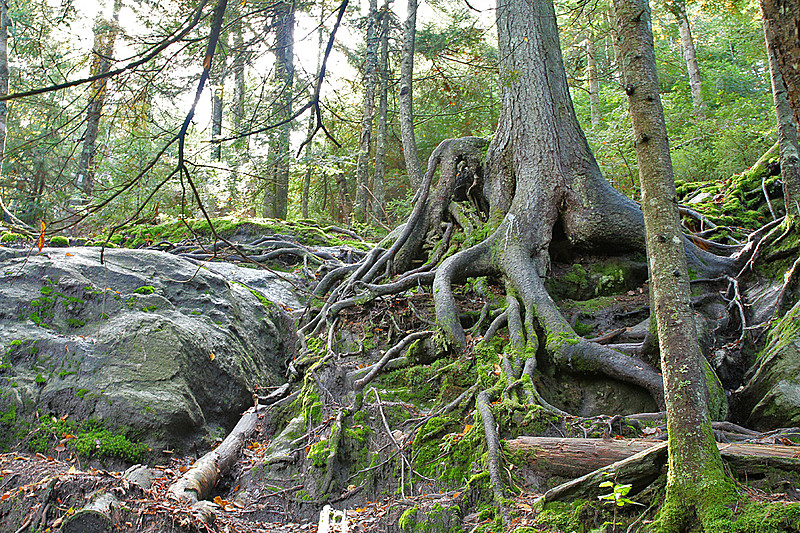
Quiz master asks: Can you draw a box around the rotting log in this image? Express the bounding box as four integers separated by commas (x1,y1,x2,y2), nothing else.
508,437,800,483
61,491,120,533
169,383,290,503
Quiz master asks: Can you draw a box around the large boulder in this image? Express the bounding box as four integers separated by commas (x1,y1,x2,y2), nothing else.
739,299,800,428
0,247,297,453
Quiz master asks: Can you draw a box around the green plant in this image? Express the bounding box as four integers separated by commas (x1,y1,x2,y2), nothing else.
49,236,69,247
598,480,642,532
35,374,46,385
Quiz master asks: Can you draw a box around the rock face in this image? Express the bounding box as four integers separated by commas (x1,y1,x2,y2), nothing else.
738,299,800,428
0,247,296,453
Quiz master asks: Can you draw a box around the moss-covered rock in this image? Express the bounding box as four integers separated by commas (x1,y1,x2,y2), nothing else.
739,299,800,428
0,247,297,455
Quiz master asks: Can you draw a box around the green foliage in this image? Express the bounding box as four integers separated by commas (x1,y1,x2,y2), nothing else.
598,480,639,507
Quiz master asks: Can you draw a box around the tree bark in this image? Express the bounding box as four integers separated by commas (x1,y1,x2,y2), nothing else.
585,23,601,127
762,10,800,216
399,0,423,190
263,0,295,219
75,3,120,197
210,41,224,162
372,0,392,224
665,0,706,116
0,0,26,230
614,0,731,530
354,0,379,223
508,437,800,479
760,0,800,126
302,4,326,219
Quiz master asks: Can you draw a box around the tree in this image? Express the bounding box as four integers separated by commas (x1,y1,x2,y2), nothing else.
354,0,379,223
371,0,392,224
760,0,800,126
263,0,295,220
614,0,733,529
761,0,800,216
75,1,121,197
663,0,706,115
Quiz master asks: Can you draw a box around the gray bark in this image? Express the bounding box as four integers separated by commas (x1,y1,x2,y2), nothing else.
354,0,379,223
666,0,706,115
210,43,224,162
263,0,295,219
372,0,392,224
614,0,728,528
760,0,800,125
585,23,601,127
763,12,800,216
76,4,120,197
399,0,423,190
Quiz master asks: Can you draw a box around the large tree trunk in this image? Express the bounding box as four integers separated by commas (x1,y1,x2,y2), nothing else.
75,3,120,197
432,0,668,406
0,0,25,230
354,0,379,223
762,10,800,216
614,0,732,530
761,0,800,126
263,0,295,219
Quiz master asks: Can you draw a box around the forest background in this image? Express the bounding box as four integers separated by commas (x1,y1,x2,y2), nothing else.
0,0,775,234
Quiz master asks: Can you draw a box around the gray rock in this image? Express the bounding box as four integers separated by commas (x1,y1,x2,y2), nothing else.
739,299,800,428
0,247,296,453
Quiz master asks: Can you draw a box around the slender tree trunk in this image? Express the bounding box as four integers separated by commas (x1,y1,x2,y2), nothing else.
586,31,601,127
210,42,224,162
762,8,800,216
614,1,732,530
264,0,295,219
666,0,706,116
75,2,121,197
229,2,247,203
399,0,423,190
302,4,325,219
372,0,391,224
0,0,23,228
354,0,379,223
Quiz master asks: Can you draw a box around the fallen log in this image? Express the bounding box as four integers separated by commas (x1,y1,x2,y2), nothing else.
169,383,291,504
61,491,120,533
509,437,800,477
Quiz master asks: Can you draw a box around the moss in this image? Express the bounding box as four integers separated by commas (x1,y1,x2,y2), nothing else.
412,415,485,486
75,388,90,399
308,439,330,468
133,285,156,295
399,506,419,531
27,417,149,462
49,236,69,247
0,232,26,243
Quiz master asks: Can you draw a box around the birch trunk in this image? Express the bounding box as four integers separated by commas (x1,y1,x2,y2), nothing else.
667,0,705,115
